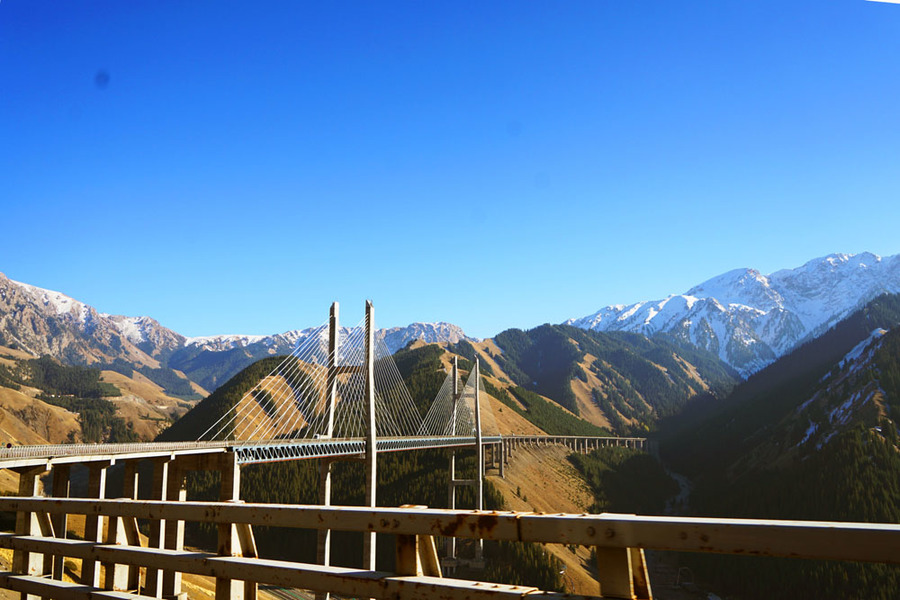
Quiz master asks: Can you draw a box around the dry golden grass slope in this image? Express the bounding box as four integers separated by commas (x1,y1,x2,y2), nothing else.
488,444,600,595
437,341,587,436
568,354,614,430
99,370,202,439
480,375,544,435
0,349,205,451
0,387,80,445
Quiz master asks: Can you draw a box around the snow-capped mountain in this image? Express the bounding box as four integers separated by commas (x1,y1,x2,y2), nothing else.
380,322,472,353
567,252,900,376
0,273,180,366
184,322,471,355
0,272,474,390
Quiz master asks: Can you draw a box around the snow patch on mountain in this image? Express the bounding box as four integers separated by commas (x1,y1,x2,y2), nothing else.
11,279,89,321
838,329,887,371
380,322,475,353
568,252,900,376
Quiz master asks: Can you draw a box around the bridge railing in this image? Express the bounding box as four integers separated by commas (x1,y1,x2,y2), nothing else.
0,497,898,600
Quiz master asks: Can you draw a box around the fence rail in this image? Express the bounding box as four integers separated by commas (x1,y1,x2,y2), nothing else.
1,497,898,600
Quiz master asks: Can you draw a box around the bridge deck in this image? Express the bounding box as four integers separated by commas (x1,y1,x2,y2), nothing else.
0,435,644,468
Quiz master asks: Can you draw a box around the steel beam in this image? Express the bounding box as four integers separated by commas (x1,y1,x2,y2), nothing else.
0,536,585,600
2,498,899,565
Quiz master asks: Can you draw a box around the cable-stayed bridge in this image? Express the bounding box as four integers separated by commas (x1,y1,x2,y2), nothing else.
0,302,896,600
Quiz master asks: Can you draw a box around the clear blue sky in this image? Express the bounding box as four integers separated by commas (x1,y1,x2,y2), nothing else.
2,0,899,338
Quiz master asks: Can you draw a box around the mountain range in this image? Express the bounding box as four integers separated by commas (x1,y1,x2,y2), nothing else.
0,272,474,390
3,250,900,394
567,252,900,376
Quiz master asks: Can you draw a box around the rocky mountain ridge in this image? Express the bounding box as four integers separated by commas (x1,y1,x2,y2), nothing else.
0,272,475,391
568,252,900,376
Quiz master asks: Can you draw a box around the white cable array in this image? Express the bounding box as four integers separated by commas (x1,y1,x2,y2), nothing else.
241,322,336,441
197,316,394,443
197,322,329,441
373,336,424,436
418,371,456,436
195,306,490,444
477,368,500,436
446,363,499,437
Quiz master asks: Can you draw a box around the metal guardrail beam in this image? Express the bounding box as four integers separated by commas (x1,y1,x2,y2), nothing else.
0,535,586,600
1,498,898,565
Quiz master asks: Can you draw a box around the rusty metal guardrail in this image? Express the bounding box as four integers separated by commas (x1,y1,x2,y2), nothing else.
0,497,898,600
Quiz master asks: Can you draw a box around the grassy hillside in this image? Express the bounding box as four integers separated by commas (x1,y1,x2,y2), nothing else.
484,380,608,436
0,353,190,443
489,324,737,434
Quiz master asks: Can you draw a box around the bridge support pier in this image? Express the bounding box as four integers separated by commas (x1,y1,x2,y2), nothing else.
363,300,377,572
445,357,460,563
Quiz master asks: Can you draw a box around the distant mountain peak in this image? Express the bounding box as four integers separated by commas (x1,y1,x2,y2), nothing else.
183,321,475,355
568,252,900,376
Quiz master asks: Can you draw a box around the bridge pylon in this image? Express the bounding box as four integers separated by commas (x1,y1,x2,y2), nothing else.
315,301,339,600
443,357,486,572
363,299,378,571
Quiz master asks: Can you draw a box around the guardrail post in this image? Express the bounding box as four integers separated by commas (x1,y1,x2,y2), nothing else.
595,546,652,600
397,506,442,578
12,465,50,600
163,460,188,600
82,460,111,588
104,512,141,591
217,452,256,600
49,463,70,580
145,457,170,597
